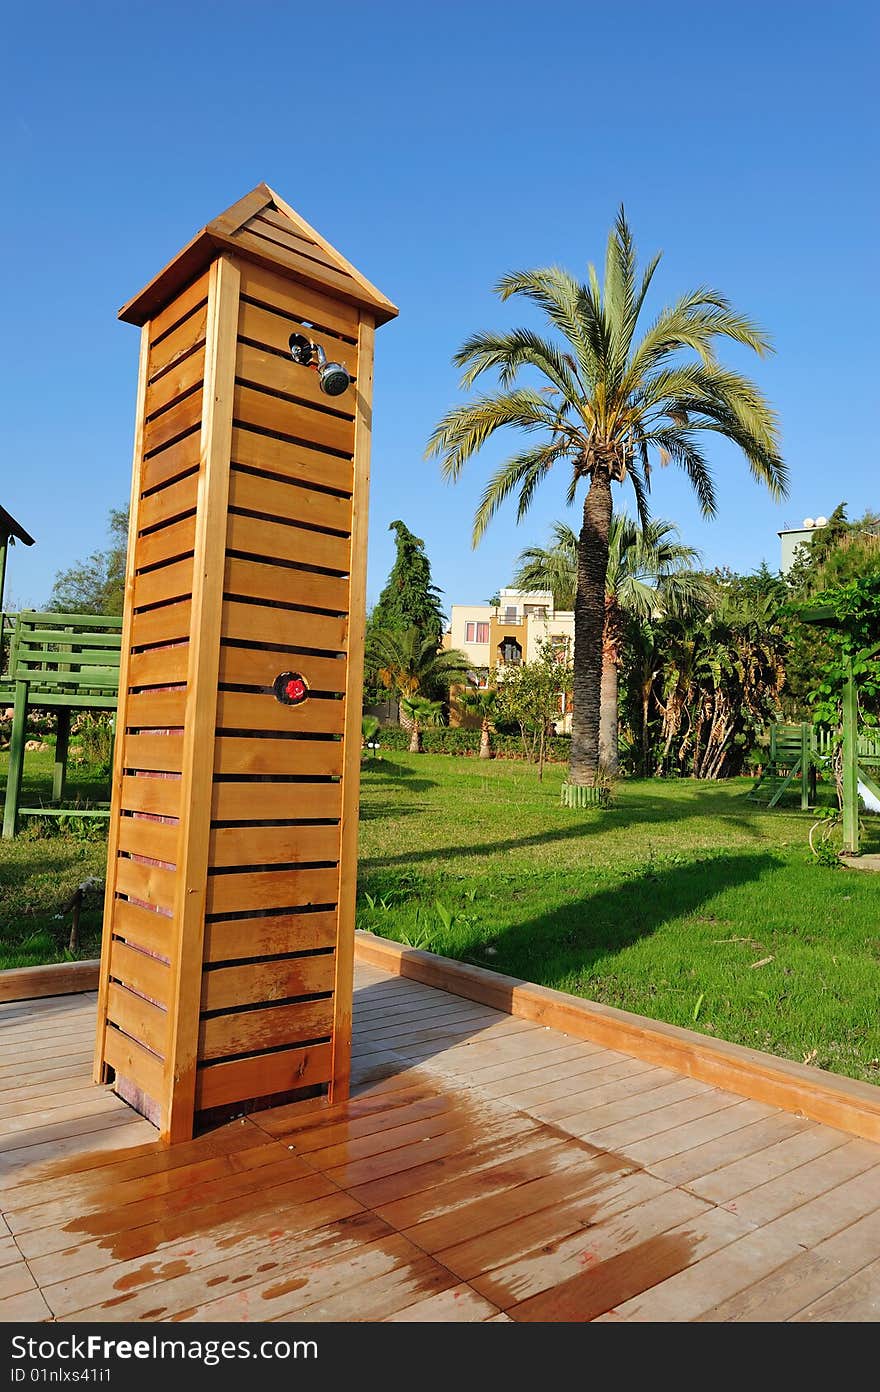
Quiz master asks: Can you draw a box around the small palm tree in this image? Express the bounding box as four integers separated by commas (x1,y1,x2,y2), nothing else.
368,627,471,700
400,695,444,753
427,208,785,783
456,684,500,759
513,516,712,770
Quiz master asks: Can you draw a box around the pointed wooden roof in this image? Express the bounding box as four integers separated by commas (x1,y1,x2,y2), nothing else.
119,183,398,327
0,504,35,547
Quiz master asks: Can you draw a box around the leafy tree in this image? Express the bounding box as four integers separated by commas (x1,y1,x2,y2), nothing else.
654,590,787,778
370,520,445,643
48,508,128,615
513,516,710,771
798,575,880,729
427,207,785,785
495,641,573,780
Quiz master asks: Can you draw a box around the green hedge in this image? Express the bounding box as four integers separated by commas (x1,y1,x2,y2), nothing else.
371,725,572,762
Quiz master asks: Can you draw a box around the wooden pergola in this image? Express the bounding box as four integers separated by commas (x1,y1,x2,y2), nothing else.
802,603,880,855
0,503,35,614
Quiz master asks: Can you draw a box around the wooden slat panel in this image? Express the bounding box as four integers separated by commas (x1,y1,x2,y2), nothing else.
195,1040,332,1110
135,516,197,570
111,898,173,959
131,599,193,649
238,298,357,374
214,735,343,779
150,270,210,342
128,645,189,686
228,466,351,534
117,814,179,865
233,383,353,457
140,435,201,495
216,689,345,736
163,254,241,1144
203,910,338,963
219,644,345,693
202,952,335,1011
234,230,370,316
145,347,206,420
115,856,177,915
224,555,348,613
125,688,188,729
211,779,342,821
120,773,181,818
103,1024,164,1102
230,425,353,494
205,865,339,916
142,389,202,456
133,557,195,609
223,598,346,652
109,939,171,1005
137,473,199,533
246,212,342,270
199,998,334,1061
226,512,350,573
149,302,209,381
19,646,119,668
209,822,339,868
106,983,168,1058
122,733,185,774
236,342,355,420
238,260,359,338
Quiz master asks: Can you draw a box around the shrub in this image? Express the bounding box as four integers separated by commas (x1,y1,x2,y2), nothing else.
370,725,572,762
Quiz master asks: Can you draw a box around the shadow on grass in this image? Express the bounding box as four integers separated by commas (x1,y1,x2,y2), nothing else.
351,850,779,1086
363,784,782,867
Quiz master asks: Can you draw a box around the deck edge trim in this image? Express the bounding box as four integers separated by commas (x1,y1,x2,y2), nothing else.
353,931,880,1144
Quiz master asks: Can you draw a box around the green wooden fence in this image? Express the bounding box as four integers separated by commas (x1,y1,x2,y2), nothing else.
1,610,122,837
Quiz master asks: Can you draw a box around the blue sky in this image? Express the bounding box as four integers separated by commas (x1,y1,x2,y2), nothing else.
2,0,877,617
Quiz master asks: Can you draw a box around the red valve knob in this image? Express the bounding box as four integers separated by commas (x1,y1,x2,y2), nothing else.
285,677,306,702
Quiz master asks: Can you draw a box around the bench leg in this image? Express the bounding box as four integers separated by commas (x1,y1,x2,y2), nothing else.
2,680,28,838
53,708,71,803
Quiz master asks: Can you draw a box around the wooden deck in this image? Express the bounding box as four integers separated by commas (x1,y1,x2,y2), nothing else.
3,962,880,1323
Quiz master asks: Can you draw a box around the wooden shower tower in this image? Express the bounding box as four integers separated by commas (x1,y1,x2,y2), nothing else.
94,185,397,1142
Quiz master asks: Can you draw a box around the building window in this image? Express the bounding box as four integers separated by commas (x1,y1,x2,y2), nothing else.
465,621,489,643
550,635,570,663
499,637,523,666
524,605,548,620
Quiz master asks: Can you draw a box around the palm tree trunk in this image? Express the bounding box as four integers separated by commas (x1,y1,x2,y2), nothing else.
479,718,492,759
598,653,619,774
408,720,422,754
569,470,613,784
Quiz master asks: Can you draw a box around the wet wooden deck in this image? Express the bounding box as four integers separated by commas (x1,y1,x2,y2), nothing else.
3,961,880,1323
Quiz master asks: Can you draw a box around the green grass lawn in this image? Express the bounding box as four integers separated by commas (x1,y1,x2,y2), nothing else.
357,754,880,1084
2,743,879,1086
0,744,109,969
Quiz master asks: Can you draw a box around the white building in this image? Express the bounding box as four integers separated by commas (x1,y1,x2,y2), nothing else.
445,588,574,730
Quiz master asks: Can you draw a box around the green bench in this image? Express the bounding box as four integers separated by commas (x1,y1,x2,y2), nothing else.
1,611,122,837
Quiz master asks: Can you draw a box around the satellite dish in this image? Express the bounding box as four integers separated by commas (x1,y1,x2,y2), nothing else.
815,516,828,528
803,518,815,529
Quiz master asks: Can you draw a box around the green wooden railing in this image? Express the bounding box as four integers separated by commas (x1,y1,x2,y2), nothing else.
1,610,122,837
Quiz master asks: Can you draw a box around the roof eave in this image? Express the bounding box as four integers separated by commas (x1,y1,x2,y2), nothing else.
119,216,398,328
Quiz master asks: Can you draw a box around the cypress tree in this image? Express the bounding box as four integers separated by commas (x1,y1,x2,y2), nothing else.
370,520,445,643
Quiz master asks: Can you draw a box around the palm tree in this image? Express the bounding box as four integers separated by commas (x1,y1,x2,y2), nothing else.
399,695,444,753
427,208,786,784
455,684,500,759
367,627,471,701
513,516,711,771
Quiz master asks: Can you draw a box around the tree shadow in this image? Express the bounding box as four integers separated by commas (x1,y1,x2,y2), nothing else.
351,850,778,1087
360,785,783,867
